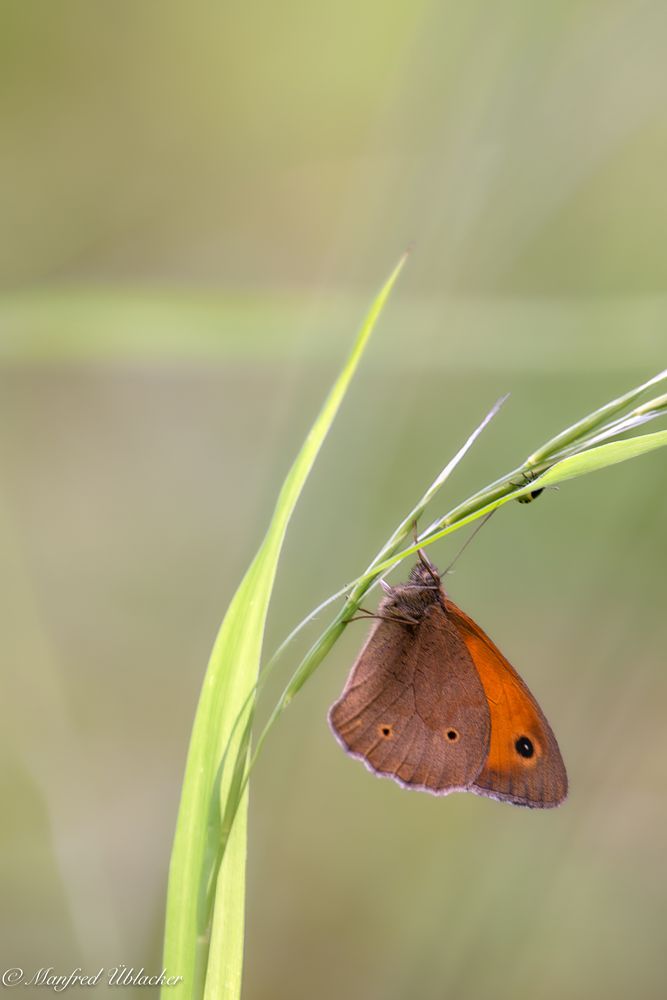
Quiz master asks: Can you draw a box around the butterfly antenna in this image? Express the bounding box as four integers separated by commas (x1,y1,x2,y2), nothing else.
442,510,496,576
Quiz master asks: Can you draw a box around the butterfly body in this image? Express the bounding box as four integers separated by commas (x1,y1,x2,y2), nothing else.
329,562,567,808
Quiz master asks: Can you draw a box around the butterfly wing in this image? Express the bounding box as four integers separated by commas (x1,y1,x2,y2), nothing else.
329,604,491,794
445,597,568,808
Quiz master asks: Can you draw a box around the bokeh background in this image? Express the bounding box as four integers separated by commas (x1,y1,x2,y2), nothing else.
1,2,666,998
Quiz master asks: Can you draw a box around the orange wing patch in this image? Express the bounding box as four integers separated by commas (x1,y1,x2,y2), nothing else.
445,597,568,808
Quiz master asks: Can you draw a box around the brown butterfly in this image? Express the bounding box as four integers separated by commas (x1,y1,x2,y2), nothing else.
329,558,567,808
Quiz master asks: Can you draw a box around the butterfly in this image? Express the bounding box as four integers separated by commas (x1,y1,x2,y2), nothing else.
329,558,567,808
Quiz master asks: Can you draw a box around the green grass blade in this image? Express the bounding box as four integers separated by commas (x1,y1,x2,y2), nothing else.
161,254,407,1000
635,392,667,416
531,429,667,489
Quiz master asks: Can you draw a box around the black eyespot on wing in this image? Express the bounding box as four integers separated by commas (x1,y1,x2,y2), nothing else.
515,736,534,758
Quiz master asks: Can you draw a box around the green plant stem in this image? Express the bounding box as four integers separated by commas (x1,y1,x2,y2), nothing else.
526,367,667,464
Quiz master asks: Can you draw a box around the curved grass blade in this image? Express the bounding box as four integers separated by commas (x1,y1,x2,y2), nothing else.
161,253,407,1000
532,429,667,489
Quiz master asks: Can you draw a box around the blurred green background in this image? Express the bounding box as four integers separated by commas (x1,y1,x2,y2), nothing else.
1,2,666,998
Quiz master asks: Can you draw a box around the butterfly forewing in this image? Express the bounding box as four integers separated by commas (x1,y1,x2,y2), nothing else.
446,598,568,808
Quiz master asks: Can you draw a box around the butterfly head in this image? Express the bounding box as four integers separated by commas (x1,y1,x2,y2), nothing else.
408,559,441,589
